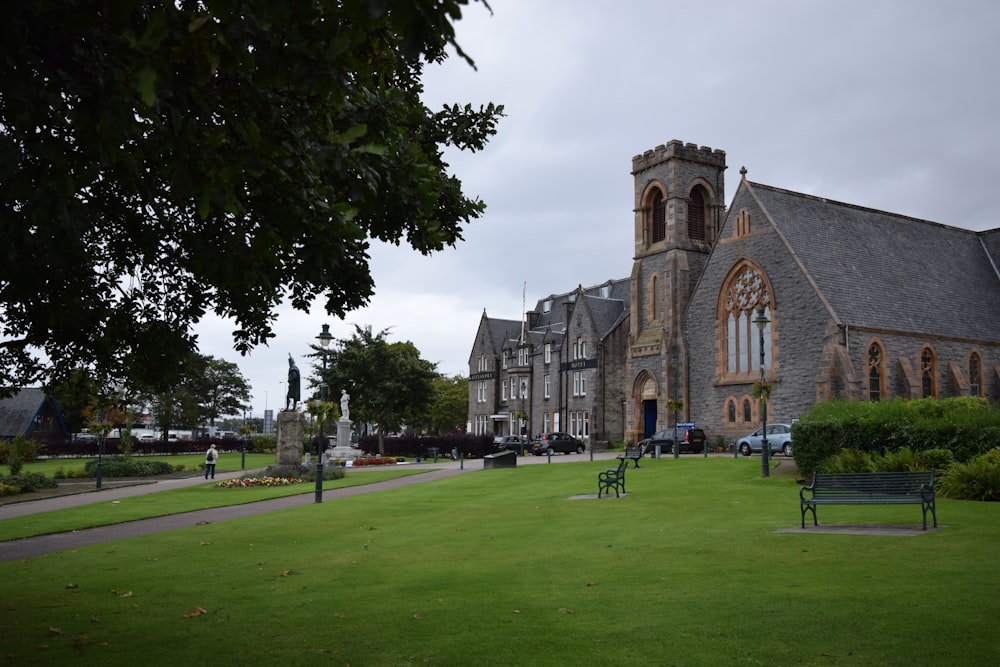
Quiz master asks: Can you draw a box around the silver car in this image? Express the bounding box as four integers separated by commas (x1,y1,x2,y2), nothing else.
736,423,793,457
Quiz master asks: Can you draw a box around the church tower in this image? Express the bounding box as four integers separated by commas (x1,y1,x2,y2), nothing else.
626,140,727,443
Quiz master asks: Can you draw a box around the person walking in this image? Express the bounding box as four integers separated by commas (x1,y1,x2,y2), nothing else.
204,444,218,479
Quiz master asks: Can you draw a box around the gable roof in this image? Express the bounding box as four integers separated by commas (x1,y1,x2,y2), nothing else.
0,388,67,438
745,181,1000,342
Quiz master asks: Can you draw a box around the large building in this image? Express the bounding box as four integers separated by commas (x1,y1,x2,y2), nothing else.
469,139,1000,446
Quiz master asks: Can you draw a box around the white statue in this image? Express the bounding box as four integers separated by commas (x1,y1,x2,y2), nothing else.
340,389,350,421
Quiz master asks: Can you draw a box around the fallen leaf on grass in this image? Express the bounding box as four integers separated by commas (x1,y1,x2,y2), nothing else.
512,610,521,614
66,583,78,589
276,569,299,577
183,607,208,618
109,589,133,598
412,613,423,620
559,608,575,614
48,627,64,636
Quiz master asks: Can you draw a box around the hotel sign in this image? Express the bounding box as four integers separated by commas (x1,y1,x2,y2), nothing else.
561,358,597,371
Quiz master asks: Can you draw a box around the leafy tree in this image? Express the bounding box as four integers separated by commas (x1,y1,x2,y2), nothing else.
0,0,502,393
426,374,469,434
198,356,251,427
314,326,437,454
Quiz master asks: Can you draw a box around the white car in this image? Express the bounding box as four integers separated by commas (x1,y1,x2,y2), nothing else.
736,423,793,457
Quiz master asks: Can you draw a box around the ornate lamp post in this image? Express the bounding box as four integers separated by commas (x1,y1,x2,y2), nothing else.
753,308,770,478
314,324,334,503
670,350,680,460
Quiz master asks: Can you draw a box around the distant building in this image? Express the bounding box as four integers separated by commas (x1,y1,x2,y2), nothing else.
469,139,1000,445
468,279,629,443
0,388,70,446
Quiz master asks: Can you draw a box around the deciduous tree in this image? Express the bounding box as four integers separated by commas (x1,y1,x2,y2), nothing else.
314,326,436,453
0,0,501,393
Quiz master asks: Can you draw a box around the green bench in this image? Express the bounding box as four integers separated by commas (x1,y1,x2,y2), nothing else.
800,470,937,530
598,459,628,498
617,444,648,468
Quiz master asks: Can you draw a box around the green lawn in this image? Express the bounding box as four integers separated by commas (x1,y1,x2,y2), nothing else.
2,458,997,666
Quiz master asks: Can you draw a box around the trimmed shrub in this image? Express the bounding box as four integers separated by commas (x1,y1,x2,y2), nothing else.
83,456,174,478
0,472,58,492
0,483,20,497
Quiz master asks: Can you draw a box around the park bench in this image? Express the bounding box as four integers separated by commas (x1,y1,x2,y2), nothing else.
598,459,628,498
799,470,937,530
617,444,648,469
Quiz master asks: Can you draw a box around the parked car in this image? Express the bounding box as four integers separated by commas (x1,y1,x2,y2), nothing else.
736,423,793,457
530,432,585,456
495,435,529,455
637,427,708,454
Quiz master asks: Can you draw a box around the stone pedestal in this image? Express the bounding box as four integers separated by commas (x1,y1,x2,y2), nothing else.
275,410,305,465
329,417,356,461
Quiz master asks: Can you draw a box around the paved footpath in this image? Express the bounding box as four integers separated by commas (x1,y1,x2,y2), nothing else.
0,452,622,562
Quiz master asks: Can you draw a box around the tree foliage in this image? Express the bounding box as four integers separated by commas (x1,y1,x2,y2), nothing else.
313,326,437,452
0,0,501,393
426,374,469,434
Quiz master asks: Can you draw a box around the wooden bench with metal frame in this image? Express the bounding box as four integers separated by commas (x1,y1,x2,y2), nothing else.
617,444,648,469
799,470,937,530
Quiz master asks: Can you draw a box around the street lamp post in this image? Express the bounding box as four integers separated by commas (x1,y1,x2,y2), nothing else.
753,307,771,478
314,324,334,503
670,351,680,460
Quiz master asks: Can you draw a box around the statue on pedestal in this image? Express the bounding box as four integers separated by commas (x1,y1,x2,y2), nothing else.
286,355,300,410
340,389,350,421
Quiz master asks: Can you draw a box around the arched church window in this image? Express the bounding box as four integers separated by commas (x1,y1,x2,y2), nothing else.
689,186,706,241
920,346,936,398
867,341,885,401
727,399,736,423
742,398,752,422
969,352,983,397
650,189,666,243
720,263,772,378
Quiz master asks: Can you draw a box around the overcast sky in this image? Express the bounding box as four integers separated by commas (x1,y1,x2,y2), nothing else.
197,0,1000,421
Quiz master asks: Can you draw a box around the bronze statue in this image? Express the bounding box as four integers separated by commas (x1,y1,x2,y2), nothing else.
286,355,300,410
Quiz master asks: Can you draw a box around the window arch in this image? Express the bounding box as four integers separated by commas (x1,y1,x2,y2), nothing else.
727,399,736,423
867,340,886,401
742,398,752,422
920,345,937,398
649,188,666,243
969,351,983,397
688,186,707,242
720,262,772,378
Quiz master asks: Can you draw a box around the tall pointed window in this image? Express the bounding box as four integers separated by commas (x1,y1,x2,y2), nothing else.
720,263,772,378
969,352,983,397
651,189,666,243
688,186,707,241
867,341,885,401
920,346,937,398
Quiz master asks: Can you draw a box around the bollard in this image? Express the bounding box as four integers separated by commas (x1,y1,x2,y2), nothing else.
460,452,464,470
655,444,661,459
547,450,552,463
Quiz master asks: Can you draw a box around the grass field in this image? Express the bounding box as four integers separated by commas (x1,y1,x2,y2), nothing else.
1,457,997,666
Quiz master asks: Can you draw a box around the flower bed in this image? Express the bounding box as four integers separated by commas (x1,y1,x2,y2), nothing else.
216,476,308,488
350,457,399,467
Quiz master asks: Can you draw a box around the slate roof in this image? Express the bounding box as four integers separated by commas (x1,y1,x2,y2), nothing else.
0,388,63,438
528,278,629,337
747,182,1000,342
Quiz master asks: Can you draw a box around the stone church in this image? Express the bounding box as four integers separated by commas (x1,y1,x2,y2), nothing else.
468,139,1000,446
